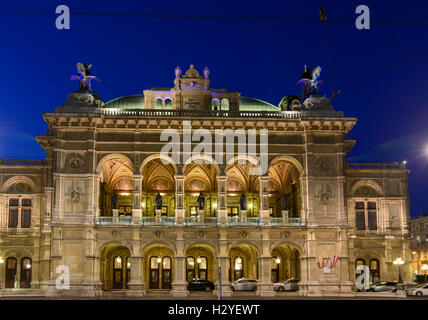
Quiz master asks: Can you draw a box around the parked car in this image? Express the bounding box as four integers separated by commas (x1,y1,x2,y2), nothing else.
187,279,215,292
231,279,258,291
406,283,428,297
366,282,398,292
274,279,299,292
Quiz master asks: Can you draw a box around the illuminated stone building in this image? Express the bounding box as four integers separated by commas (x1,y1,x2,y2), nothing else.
0,65,413,297
410,212,428,281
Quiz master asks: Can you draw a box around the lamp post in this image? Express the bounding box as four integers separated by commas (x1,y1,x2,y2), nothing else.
393,258,404,283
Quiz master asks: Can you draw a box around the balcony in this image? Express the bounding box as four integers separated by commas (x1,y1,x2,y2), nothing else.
95,216,305,227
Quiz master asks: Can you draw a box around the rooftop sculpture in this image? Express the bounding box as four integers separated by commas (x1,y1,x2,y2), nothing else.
71,62,100,93
297,65,324,103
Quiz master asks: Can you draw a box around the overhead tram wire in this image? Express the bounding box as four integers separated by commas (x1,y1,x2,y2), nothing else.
319,1,337,99
336,46,428,97
0,9,427,24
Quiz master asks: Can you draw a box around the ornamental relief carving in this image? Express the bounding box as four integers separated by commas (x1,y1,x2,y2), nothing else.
355,186,380,197
61,132,88,140
97,133,134,142
312,156,335,176
65,153,86,173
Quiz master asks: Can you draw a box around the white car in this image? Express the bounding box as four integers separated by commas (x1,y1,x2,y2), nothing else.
231,279,258,291
274,279,299,292
406,284,428,297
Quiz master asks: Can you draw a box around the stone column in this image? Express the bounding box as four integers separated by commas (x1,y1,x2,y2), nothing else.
175,175,185,225
132,174,142,224
127,255,145,296
257,231,275,296
217,176,227,225
259,176,270,226
171,231,188,296
215,233,232,297
155,209,161,223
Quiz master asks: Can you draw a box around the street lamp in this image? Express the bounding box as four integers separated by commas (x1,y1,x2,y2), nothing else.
393,258,404,283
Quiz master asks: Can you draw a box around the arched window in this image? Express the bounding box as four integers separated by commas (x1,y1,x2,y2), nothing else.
221,99,229,111
20,257,32,288
155,98,163,109
113,256,123,289
186,256,195,282
162,256,172,289
198,256,207,280
5,257,17,288
234,256,243,281
355,258,366,283
369,259,380,283
164,98,172,109
149,256,160,289
211,99,220,111
126,257,131,286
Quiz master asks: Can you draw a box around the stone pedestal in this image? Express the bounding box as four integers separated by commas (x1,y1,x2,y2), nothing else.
155,209,162,223
282,210,289,224
260,210,270,226
175,209,185,225
112,209,119,223
241,210,247,223
198,209,205,223
132,209,142,224
55,92,99,113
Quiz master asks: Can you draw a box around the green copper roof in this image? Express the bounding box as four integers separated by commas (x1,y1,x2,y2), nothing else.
239,96,280,112
103,94,145,109
103,94,279,112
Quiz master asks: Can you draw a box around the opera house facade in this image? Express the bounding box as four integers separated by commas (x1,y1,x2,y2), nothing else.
0,64,412,297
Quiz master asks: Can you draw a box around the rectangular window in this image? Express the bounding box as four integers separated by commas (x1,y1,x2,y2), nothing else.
227,207,239,217
367,202,376,210
9,209,18,228
22,209,31,228
356,212,365,230
22,199,32,207
190,206,198,217
355,202,365,210
9,198,19,207
368,211,377,230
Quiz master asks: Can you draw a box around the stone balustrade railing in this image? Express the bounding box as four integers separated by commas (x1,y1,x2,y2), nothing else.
346,162,406,170
0,159,46,166
95,216,305,227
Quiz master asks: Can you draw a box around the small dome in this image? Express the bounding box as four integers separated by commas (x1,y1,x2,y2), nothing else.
103,94,145,109
239,96,280,112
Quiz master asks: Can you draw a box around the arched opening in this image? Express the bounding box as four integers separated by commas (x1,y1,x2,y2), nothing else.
185,244,217,282
100,244,131,290
144,244,174,290
5,257,17,288
268,160,301,218
211,98,220,111
20,257,32,288
155,98,163,109
184,161,217,218
141,158,176,217
221,98,229,111
271,244,301,282
228,244,259,282
226,160,259,218
164,98,172,109
98,157,134,217
354,256,381,284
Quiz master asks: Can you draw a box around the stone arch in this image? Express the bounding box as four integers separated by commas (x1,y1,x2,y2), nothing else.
183,154,220,175
1,248,33,260
269,241,304,256
1,176,38,193
350,179,384,196
96,153,135,174
270,243,301,281
184,241,219,256
184,242,218,282
141,241,177,257
98,240,133,255
269,155,305,176
140,154,178,175
99,242,132,290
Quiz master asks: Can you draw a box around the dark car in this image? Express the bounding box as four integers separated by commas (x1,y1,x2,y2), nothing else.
187,279,215,292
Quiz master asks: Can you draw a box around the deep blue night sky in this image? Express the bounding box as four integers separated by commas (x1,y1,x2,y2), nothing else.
0,0,427,216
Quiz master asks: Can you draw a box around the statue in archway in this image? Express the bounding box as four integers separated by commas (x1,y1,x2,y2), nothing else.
240,193,247,210
155,192,162,210
283,194,289,211
111,193,118,209
197,192,205,210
